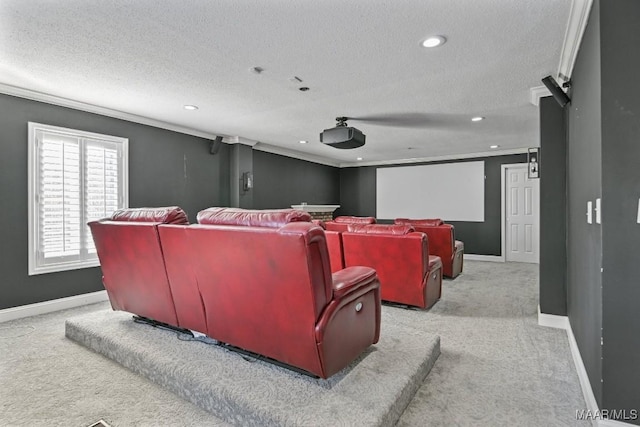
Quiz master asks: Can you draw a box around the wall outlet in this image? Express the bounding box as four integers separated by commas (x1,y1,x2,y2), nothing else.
587,201,593,224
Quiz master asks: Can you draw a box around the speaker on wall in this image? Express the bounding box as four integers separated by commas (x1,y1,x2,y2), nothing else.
541,75,571,108
209,136,223,155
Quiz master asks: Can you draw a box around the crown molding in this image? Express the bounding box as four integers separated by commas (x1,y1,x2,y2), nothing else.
558,0,594,81
222,136,258,147
252,143,341,167
530,85,552,106
0,82,536,170
529,0,592,107
0,82,224,141
339,148,531,168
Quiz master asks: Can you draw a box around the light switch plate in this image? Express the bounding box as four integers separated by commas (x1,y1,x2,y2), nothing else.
595,198,601,224
637,199,640,224
587,201,593,224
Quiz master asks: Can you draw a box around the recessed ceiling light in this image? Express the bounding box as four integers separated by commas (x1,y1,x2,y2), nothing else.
471,116,484,122
356,157,363,161
490,145,500,149
184,105,198,111
299,140,308,144
422,36,446,48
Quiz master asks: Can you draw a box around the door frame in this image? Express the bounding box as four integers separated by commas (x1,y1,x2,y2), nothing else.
501,163,540,263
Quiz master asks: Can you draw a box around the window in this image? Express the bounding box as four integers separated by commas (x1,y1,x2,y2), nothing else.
28,122,128,275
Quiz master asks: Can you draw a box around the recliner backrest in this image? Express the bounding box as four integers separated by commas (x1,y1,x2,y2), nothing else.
342,224,429,306
333,215,376,224
347,223,415,235
395,218,444,226
185,213,333,368
88,206,189,327
197,207,311,227
325,215,376,232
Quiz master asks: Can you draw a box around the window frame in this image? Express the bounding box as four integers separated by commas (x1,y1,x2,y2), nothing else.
27,122,129,275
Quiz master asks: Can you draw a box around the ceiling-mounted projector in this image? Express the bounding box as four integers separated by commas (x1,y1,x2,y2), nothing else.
320,117,366,149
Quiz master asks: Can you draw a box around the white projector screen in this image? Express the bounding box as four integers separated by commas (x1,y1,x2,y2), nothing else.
376,161,485,222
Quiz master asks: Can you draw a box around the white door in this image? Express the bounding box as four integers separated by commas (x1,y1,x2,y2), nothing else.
505,165,539,263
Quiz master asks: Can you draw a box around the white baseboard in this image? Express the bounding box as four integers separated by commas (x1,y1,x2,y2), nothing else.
0,290,109,323
538,309,637,427
564,318,601,424
463,254,505,262
537,306,570,329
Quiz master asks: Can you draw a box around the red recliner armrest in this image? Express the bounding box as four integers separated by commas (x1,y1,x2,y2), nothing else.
331,266,378,298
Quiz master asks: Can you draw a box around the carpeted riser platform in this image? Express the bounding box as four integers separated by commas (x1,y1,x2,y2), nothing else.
66,308,439,427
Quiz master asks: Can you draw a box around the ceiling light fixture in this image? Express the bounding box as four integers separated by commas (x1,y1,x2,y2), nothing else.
422,35,446,48
471,116,484,122
490,145,500,149
356,157,363,161
184,105,198,111
299,140,308,144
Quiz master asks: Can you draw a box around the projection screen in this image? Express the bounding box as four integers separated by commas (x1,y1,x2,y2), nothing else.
376,161,485,222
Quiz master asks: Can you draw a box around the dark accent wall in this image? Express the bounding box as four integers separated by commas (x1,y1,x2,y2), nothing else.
337,166,377,218
539,96,567,316
337,154,526,256
599,0,640,417
229,144,253,208
567,0,604,406
252,150,340,209
0,93,230,309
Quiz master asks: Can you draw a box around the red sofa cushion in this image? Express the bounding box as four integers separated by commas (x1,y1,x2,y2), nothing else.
197,207,311,227
111,206,188,224
347,224,414,235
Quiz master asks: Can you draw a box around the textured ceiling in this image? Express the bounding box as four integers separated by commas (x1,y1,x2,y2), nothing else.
0,0,571,165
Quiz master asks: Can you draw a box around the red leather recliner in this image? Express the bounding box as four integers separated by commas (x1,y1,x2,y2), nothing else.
157,207,381,379
341,224,443,309
395,218,464,279
88,207,189,327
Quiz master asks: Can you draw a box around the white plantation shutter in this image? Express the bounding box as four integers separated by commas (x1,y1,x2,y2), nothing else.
84,142,121,254
29,123,128,275
39,134,82,260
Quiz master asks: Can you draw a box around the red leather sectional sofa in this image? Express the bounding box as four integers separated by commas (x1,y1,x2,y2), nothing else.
89,207,381,379
394,218,464,279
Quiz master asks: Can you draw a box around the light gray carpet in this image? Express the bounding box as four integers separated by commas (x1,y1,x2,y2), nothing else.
0,261,589,426
396,261,589,427
65,309,440,427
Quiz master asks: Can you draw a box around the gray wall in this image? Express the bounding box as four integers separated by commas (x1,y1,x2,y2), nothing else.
229,144,254,208
567,0,603,405
565,0,640,419
337,166,377,218
599,0,640,416
539,96,567,316
338,154,526,256
252,150,340,209
0,93,230,309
